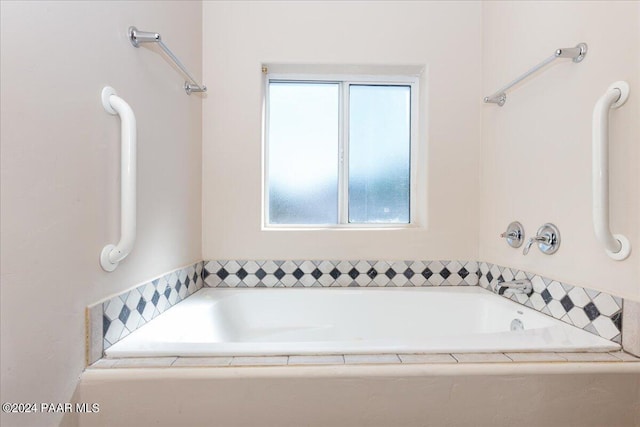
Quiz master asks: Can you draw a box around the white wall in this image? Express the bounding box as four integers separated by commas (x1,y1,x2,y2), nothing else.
0,2,202,426
202,1,482,261
480,1,640,301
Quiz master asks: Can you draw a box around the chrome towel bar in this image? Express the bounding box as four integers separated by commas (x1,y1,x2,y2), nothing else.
484,43,587,106
128,26,206,95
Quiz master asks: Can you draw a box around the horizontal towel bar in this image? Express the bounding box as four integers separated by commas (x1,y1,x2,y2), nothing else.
484,43,587,106
128,26,206,95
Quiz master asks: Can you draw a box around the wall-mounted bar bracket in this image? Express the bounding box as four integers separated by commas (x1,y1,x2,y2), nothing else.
484,43,587,107
128,26,206,95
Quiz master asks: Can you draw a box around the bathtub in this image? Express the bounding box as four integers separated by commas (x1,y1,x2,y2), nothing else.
105,287,620,357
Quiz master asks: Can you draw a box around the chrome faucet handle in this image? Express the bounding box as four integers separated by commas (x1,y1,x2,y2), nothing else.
501,221,524,248
523,223,561,255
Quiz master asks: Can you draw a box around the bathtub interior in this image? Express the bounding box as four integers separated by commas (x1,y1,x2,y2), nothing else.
103,286,620,358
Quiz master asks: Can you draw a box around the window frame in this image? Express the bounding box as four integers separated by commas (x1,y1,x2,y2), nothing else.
263,72,420,229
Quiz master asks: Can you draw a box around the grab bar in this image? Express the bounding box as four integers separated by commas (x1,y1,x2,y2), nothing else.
128,26,206,95
592,81,631,261
100,87,137,272
484,43,587,106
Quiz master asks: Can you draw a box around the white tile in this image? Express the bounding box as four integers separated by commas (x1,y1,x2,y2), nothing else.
279,274,297,287
262,261,278,273
355,274,372,286
172,357,233,367
230,356,288,366
547,281,566,300
410,273,427,286
336,261,352,273
355,260,371,273
178,283,188,299
591,316,620,340
334,274,352,286
288,355,344,365
529,293,546,311
428,261,444,273
567,287,590,308
391,274,408,286
593,293,621,316
501,269,514,282
568,306,590,328
280,261,297,274
505,353,567,362
408,261,426,274
452,353,511,363
514,271,527,281
447,261,462,273
242,261,260,274
112,357,177,368
224,260,241,274
531,276,546,293
261,275,278,287
155,277,168,295
317,261,334,273
373,273,391,286
427,274,444,286
242,275,260,287
390,261,408,274
318,274,335,287
547,300,566,319
204,274,222,287
223,275,241,287
299,260,316,273
104,319,125,345
166,272,178,287
344,354,401,364
125,309,142,332
299,274,317,287
557,352,620,362
141,283,155,301
398,354,457,364
141,301,155,322
178,269,188,283
104,298,124,321
204,260,221,273
167,289,178,305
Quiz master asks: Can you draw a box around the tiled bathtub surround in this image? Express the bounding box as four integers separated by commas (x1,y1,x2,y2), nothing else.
203,260,478,288
478,262,623,343
89,261,204,363
89,259,628,363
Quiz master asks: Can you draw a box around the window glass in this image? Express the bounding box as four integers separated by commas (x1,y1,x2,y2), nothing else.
267,82,339,224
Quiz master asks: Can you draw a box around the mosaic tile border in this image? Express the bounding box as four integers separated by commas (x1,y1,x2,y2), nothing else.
87,261,204,364
478,262,623,343
203,260,479,288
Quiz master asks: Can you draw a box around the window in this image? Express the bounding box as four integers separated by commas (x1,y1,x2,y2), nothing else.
264,73,418,227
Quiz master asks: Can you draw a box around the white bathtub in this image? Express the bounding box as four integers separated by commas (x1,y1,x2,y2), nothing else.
105,287,620,357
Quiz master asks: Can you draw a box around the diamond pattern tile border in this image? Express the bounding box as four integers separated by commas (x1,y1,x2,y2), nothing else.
478,262,622,343
88,261,204,362
203,260,479,288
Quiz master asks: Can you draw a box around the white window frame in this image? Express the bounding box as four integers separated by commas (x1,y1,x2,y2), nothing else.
263,72,420,229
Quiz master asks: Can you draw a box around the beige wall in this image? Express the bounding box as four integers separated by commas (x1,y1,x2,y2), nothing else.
480,1,640,301
0,2,202,426
202,1,482,261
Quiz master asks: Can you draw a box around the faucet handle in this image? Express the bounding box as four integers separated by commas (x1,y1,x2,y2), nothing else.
501,221,524,248
523,223,561,255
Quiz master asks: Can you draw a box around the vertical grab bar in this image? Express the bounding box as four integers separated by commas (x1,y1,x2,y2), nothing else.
592,81,631,261
100,87,137,272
